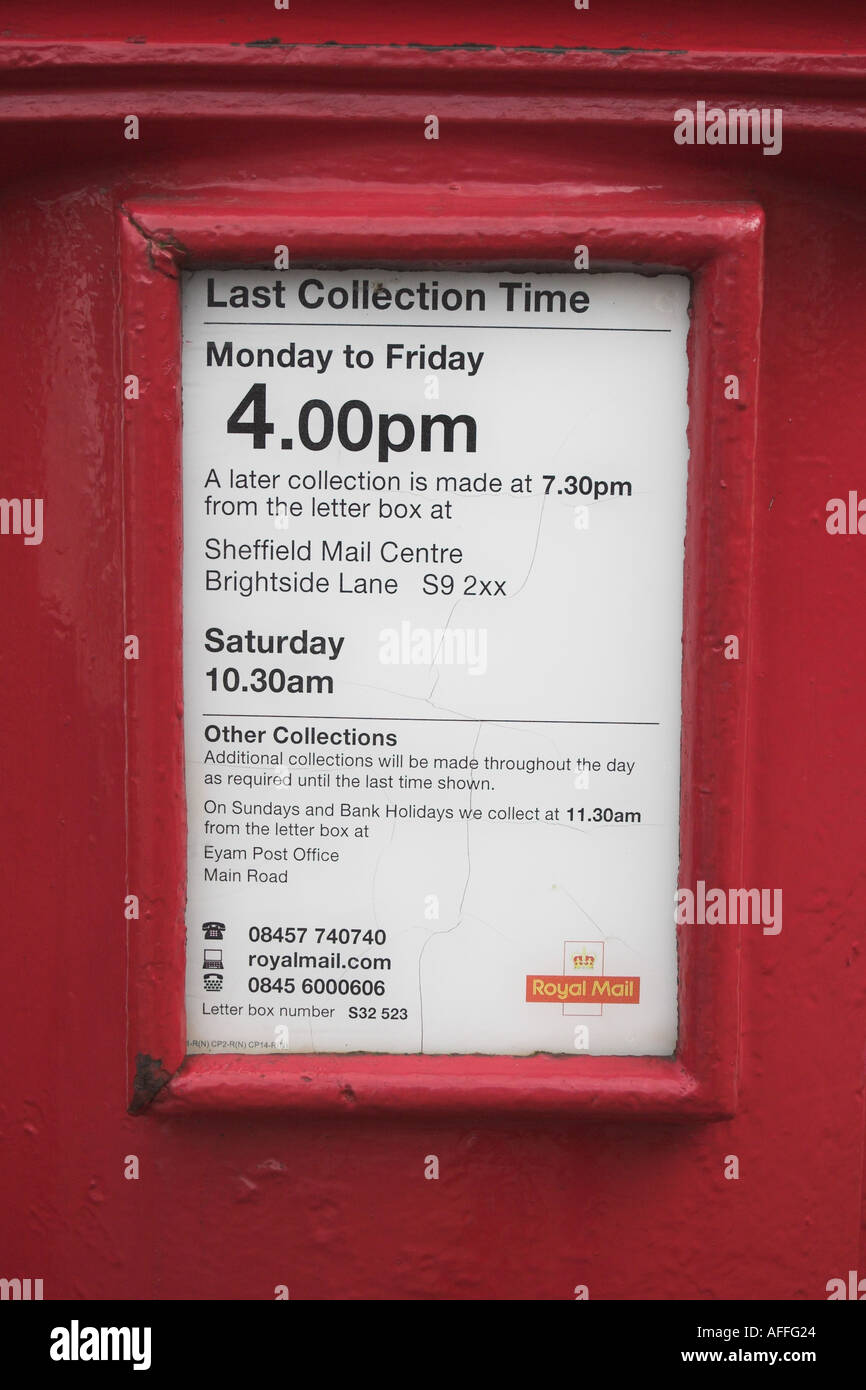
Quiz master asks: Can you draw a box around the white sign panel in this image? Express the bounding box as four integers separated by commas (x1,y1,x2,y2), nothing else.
182,267,690,1056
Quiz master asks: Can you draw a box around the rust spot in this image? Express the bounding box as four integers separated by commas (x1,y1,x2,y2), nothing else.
129,1053,173,1114
230,40,688,56
121,207,188,280
340,1083,357,1104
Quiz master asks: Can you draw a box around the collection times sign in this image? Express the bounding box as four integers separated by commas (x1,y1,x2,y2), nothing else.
182,268,689,1056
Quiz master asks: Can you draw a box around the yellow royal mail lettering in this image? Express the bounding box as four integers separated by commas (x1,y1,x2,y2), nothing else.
526,974,641,1003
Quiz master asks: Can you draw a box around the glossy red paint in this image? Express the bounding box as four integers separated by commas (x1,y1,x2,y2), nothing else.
1,6,866,1301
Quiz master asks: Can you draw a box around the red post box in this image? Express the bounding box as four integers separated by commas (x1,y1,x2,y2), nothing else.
2,0,866,1313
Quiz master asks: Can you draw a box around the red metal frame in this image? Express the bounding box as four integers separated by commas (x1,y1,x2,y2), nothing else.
120,193,763,1119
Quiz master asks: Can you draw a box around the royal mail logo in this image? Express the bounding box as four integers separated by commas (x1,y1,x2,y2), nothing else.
563,939,604,1016
526,974,640,1003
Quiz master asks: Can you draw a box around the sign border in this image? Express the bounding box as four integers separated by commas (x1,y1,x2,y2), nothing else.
119,193,762,1118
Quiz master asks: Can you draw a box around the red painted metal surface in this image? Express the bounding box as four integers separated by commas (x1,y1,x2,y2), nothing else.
2,4,866,1300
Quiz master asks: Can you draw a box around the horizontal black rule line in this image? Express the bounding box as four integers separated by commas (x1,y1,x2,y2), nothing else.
201,715,661,725
200,321,672,332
